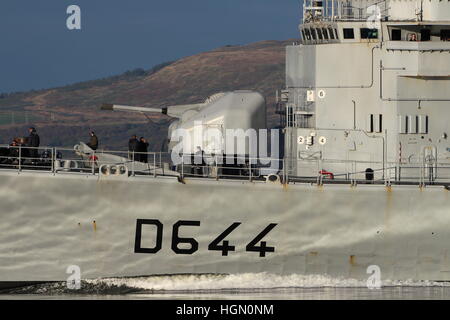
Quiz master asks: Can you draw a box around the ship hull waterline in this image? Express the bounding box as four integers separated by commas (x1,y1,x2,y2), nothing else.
0,170,449,288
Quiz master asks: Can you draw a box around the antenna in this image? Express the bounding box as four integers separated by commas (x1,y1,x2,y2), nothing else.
420,0,423,21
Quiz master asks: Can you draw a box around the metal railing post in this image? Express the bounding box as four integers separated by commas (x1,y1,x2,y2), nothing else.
154,153,157,178
18,146,21,172
181,154,184,179
132,151,135,176
350,161,355,185
317,158,322,185
92,151,95,175
385,166,391,186
51,148,55,174
215,155,219,180
420,161,425,187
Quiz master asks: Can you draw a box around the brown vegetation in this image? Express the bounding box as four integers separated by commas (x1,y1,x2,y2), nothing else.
0,40,294,150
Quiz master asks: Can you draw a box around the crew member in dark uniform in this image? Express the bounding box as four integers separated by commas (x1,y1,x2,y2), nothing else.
138,137,149,163
27,127,40,160
86,131,98,150
194,146,205,176
128,135,139,160
8,140,20,165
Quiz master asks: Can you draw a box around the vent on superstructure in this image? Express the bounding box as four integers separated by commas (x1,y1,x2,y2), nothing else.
418,115,429,134
408,115,418,134
367,114,383,133
398,115,428,134
204,93,226,105
398,115,407,134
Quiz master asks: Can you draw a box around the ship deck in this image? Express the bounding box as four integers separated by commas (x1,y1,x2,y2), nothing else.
1,144,450,188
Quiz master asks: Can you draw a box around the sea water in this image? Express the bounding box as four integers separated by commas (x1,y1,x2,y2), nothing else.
3,273,450,300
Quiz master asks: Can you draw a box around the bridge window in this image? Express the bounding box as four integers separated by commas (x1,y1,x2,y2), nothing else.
317,28,323,40
328,28,335,40
310,28,317,40
441,29,450,41
386,25,450,42
322,28,329,40
391,29,401,41
304,29,311,40
343,28,355,39
361,28,378,39
420,29,431,41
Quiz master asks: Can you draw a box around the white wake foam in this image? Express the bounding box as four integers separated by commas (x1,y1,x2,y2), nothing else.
85,273,450,291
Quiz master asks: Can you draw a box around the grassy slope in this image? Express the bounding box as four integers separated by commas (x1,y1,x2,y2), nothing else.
0,40,293,150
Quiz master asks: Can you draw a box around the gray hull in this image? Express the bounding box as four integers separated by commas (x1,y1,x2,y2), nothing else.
0,170,449,284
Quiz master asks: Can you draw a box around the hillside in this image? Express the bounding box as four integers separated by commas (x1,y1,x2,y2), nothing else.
0,40,294,150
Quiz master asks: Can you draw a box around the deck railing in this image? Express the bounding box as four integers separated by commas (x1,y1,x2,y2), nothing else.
303,0,389,23
1,144,449,187
0,145,171,177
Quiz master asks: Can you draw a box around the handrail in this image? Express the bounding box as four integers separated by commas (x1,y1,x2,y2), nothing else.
1,145,450,186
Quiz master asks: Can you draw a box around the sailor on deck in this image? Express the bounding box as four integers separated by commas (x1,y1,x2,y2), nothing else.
194,146,205,176
86,131,98,151
27,127,40,160
128,135,139,160
138,137,149,163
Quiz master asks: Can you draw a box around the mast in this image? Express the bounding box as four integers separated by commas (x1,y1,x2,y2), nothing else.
420,0,424,21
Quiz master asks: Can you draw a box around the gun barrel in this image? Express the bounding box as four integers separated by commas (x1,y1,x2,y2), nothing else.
101,104,167,114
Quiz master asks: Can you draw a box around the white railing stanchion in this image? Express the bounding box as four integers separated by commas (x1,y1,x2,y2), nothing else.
52,148,55,174
18,146,21,172
132,151,135,176
6,145,450,186
181,154,184,179
154,153,157,178
215,155,219,180
92,151,95,175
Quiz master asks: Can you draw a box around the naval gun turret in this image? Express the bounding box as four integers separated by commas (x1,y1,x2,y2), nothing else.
102,90,267,158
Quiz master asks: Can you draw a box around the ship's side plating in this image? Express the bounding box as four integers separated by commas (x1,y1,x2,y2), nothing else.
1,171,450,285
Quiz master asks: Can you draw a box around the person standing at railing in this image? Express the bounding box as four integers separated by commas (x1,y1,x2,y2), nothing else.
27,127,40,160
137,137,149,163
86,131,98,151
194,146,205,176
6,139,22,166
128,135,139,160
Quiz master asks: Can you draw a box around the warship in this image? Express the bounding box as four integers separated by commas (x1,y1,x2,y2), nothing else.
1,0,450,290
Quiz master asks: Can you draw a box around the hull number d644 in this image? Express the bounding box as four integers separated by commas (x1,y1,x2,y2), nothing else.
134,220,277,258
